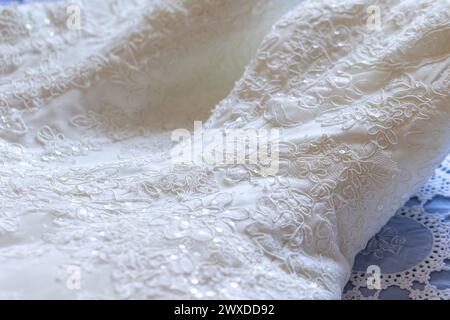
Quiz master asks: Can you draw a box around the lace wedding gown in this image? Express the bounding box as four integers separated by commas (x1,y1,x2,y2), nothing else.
0,0,449,299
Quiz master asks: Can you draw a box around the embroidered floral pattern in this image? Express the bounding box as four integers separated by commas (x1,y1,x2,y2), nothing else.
360,226,406,259
0,0,449,299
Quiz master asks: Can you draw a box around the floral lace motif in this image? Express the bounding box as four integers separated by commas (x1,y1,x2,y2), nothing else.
360,226,406,259
0,0,449,299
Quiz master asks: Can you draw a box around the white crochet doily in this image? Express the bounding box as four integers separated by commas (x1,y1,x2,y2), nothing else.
345,154,450,300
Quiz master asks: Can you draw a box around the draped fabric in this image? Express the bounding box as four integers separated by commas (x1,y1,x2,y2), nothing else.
0,0,449,299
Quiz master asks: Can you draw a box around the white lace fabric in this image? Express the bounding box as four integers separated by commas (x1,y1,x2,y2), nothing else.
0,0,449,299
344,153,450,300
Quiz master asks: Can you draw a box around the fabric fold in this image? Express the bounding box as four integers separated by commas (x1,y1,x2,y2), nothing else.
0,0,449,299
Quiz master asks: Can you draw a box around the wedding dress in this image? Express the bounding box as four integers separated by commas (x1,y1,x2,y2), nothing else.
0,0,449,299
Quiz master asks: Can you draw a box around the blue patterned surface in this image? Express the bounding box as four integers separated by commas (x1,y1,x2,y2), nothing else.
0,0,25,4
346,155,450,299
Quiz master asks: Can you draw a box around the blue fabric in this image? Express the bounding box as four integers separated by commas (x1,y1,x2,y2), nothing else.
0,0,25,4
